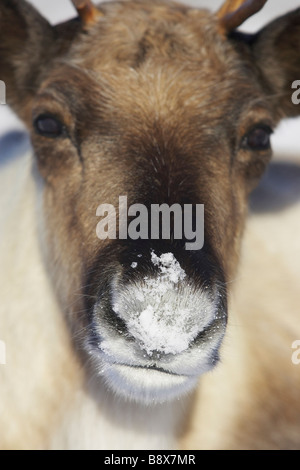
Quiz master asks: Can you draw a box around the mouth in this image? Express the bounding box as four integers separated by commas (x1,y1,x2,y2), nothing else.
86,318,224,404
98,361,200,404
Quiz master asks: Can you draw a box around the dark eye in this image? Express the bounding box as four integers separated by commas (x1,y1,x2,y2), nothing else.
242,126,273,151
34,114,65,138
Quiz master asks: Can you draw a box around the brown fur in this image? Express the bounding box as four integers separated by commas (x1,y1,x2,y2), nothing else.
1,0,300,449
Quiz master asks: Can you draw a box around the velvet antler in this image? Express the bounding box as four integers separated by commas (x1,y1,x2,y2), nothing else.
218,0,268,35
71,0,102,26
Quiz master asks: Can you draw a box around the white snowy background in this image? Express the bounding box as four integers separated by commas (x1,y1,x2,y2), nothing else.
0,0,299,158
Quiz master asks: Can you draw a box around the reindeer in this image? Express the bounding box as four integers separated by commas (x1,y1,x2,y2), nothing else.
0,0,300,450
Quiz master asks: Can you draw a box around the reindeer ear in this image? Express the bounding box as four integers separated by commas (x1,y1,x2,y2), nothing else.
251,8,300,119
0,1,80,124
0,0,55,121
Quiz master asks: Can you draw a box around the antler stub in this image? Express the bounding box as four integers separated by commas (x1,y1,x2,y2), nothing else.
72,0,102,26
218,0,268,35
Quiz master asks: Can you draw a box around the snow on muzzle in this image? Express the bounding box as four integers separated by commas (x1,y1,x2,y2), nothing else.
111,252,222,356
92,251,226,360
87,251,227,403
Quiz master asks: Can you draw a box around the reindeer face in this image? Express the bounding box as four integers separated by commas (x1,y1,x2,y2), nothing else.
1,0,299,403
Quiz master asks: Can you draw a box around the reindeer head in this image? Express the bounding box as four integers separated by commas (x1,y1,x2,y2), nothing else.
1,0,299,403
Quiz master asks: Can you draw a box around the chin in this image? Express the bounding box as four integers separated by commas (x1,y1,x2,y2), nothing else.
86,335,223,405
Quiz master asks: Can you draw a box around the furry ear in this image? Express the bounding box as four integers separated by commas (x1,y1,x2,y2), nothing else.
0,0,54,120
0,0,79,123
230,7,300,120
251,8,300,119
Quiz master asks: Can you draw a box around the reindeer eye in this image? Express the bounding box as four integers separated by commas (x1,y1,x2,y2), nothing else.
242,126,273,151
34,114,65,138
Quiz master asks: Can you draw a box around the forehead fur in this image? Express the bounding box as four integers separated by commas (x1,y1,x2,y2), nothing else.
67,0,244,76
39,1,268,139
71,1,224,65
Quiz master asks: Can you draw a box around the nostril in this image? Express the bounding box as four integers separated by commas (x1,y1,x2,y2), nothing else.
93,297,129,339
